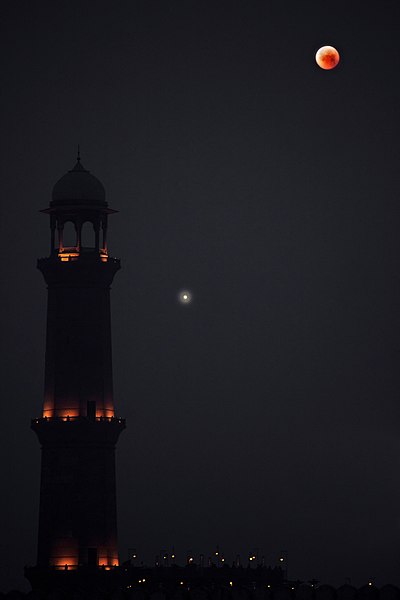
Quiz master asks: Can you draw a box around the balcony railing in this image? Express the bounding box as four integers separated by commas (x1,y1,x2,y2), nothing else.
32,416,125,425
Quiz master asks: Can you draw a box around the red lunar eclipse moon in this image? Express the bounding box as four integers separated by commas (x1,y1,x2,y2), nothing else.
315,46,340,70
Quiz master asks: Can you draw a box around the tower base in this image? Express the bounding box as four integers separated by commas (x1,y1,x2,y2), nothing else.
25,564,122,596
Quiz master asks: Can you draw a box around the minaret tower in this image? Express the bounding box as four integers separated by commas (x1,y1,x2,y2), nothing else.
27,156,125,587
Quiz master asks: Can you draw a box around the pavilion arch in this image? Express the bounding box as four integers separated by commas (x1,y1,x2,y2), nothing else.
81,220,96,248
61,220,77,248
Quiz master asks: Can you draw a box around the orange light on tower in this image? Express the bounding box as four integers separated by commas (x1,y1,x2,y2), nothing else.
58,251,79,262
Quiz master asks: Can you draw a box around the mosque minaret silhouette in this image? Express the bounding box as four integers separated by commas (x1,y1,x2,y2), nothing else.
26,154,125,592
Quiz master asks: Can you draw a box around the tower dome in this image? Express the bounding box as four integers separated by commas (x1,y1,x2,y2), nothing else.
51,157,106,207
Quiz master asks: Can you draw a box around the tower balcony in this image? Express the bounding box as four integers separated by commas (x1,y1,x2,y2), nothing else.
37,251,121,286
31,414,126,446
37,247,120,264
57,246,110,263
32,415,125,424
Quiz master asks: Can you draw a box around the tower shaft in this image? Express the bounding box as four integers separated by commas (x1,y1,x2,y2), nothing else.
40,258,119,419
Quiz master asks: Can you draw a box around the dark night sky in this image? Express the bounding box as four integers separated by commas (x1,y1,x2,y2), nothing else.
1,0,400,592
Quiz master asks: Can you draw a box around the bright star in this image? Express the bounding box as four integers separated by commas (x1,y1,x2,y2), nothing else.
178,290,192,304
